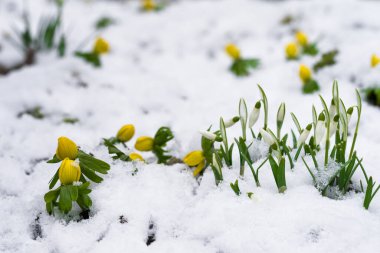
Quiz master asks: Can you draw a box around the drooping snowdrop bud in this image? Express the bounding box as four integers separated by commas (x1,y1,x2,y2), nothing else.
329,115,339,137
297,123,312,147
329,99,336,119
347,107,354,124
276,102,286,131
224,116,240,128
271,143,281,161
315,112,326,145
248,101,261,128
259,128,275,146
199,130,221,142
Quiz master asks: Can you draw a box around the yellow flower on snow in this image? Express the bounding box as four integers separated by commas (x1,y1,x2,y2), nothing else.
135,136,154,151
295,31,308,47
59,158,81,185
285,42,298,59
225,43,241,60
371,54,380,68
183,150,205,176
299,64,312,84
93,37,110,55
56,136,78,160
142,0,156,11
130,152,144,161
116,124,135,142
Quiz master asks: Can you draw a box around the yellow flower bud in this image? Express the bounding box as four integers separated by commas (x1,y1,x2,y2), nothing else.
225,43,241,60
285,42,299,59
116,124,135,142
299,64,312,83
135,136,154,151
59,158,81,185
130,152,144,161
295,31,308,46
183,150,204,167
193,160,206,177
371,54,380,68
93,37,110,55
56,136,78,160
142,0,156,11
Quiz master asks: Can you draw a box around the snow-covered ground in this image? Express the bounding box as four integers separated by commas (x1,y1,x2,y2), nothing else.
1,0,380,252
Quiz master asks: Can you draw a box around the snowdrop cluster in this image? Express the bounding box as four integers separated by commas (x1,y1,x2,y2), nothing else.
182,82,379,209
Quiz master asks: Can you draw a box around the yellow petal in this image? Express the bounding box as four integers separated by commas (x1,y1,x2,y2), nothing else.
130,152,144,161
299,64,312,83
295,31,308,46
285,42,298,59
193,160,205,177
183,150,204,166
142,0,156,10
134,136,154,151
225,43,241,60
59,158,81,185
116,124,135,142
93,37,110,55
56,136,78,160
371,54,380,68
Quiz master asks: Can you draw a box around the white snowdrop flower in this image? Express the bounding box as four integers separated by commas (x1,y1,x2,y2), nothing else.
329,115,339,137
199,130,217,141
297,124,312,146
224,116,240,128
329,99,336,119
248,101,261,128
315,113,326,145
259,128,275,146
277,102,286,126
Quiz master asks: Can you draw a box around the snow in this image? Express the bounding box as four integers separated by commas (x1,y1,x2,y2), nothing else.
1,0,380,252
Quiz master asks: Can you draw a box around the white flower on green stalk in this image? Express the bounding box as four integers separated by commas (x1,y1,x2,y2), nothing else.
248,101,261,128
315,112,326,145
259,128,275,146
329,115,339,138
199,130,221,141
297,123,312,146
276,102,286,136
224,116,240,128
329,99,336,119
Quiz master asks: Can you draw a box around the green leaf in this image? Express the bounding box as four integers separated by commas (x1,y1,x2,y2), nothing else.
95,17,115,30
154,127,174,146
302,43,319,56
75,51,101,67
302,79,320,94
47,154,61,164
313,50,338,72
81,166,103,183
103,139,130,161
78,151,110,174
67,185,78,201
59,186,72,213
49,169,59,189
44,188,60,203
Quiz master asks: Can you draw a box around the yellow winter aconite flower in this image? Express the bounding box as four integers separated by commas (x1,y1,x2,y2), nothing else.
56,136,78,160
285,42,298,59
93,37,110,55
295,31,308,46
225,43,241,60
59,158,81,185
142,0,156,11
371,54,380,68
183,150,205,176
130,152,144,161
135,136,154,151
299,64,312,83
116,124,135,142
